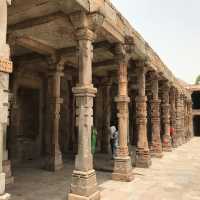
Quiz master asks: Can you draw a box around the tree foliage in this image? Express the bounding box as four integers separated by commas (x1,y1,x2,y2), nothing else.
195,75,200,84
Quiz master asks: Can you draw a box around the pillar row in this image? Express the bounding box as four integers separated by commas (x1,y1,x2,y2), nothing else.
135,65,151,168
112,43,133,182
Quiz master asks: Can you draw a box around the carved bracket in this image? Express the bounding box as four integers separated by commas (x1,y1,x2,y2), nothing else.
0,58,13,73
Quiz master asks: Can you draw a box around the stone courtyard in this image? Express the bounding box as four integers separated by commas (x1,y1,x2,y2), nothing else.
6,137,200,200
0,0,200,199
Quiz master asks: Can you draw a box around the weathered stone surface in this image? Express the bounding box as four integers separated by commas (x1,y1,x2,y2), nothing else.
68,27,99,200
112,43,133,182
150,99,163,158
160,81,172,152
149,76,163,158
135,66,151,168
45,58,64,171
2,161,13,185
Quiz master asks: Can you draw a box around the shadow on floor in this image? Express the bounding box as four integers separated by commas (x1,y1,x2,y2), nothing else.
6,155,113,200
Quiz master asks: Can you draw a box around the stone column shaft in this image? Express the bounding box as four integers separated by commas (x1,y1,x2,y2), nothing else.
101,82,111,153
0,0,12,199
183,97,188,142
176,92,185,146
188,100,193,138
112,45,133,181
170,88,177,147
68,28,100,200
45,62,64,171
161,81,172,152
149,77,162,158
135,66,151,168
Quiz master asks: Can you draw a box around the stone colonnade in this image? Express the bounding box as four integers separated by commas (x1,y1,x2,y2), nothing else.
0,6,195,200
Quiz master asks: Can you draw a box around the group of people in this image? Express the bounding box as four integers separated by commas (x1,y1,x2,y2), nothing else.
91,126,175,157
91,126,119,159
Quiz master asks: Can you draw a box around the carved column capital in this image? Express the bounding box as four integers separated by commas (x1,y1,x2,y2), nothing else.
70,11,104,38
76,28,96,42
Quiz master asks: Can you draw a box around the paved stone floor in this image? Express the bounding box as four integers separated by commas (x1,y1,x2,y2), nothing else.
101,137,200,200
7,137,200,200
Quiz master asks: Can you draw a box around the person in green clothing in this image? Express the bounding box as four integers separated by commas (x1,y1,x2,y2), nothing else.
91,127,97,155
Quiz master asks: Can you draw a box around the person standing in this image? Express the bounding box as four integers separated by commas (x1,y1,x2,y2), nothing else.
91,127,97,155
110,126,118,159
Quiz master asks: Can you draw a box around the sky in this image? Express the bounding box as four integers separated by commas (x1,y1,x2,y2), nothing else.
111,0,200,84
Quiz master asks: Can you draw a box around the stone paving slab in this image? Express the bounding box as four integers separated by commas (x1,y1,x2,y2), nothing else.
100,138,200,200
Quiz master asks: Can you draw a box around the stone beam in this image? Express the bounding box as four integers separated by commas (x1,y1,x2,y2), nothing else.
93,59,115,68
8,12,65,33
58,41,115,58
11,35,56,55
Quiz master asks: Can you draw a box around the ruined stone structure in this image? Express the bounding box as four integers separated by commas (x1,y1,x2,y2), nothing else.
0,0,194,199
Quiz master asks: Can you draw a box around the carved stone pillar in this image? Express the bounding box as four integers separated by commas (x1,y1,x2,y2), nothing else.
188,99,193,139
170,87,177,148
149,74,162,158
186,99,191,141
45,57,64,171
112,43,133,182
183,97,188,142
135,65,151,168
101,80,112,153
175,90,184,146
3,92,14,185
68,28,100,200
161,81,172,152
0,0,12,199
180,94,186,144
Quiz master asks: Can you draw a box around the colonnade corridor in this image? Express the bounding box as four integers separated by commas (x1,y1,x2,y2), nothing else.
101,137,200,200
5,137,200,200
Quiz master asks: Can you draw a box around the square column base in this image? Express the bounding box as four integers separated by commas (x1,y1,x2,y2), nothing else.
162,135,172,152
150,151,163,158
172,142,178,148
112,156,134,182
3,160,14,185
45,152,64,171
162,142,172,152
68,170,100,200
136,148,152,168
171,136,178,148
150,143,163,158
0,193,10,200
68,191,100,200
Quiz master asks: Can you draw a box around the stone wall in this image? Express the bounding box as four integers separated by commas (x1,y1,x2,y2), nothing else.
8,69,44,164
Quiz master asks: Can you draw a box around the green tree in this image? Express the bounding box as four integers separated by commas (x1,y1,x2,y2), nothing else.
195,75,200,84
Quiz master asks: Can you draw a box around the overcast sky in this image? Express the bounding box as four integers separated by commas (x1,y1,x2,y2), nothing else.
111,0,200,84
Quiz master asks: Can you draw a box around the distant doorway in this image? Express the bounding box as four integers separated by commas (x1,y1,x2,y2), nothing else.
9,86,43,166
193,116,200,136
192,91,200,136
